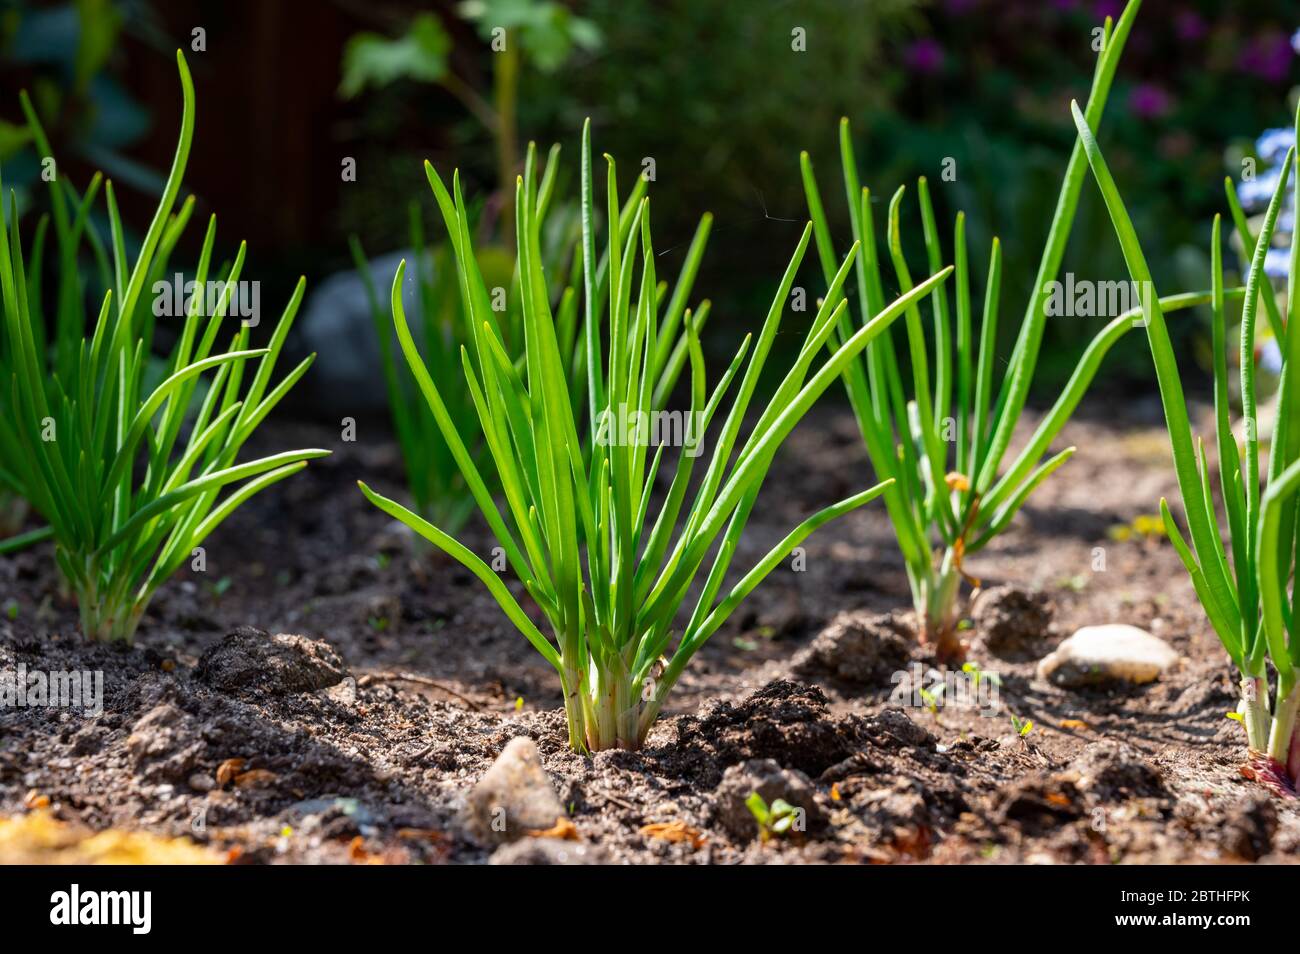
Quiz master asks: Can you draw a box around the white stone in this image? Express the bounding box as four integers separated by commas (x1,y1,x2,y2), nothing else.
1035,624,1179,687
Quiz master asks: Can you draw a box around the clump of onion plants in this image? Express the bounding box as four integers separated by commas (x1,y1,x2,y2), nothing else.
0,51,326,642
797,0,1211,660
1075,97,1300,792
350,143,700,532
359,121,952,751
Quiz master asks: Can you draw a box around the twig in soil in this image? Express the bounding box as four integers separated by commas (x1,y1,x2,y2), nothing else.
601,790,638,812
358,672,483,711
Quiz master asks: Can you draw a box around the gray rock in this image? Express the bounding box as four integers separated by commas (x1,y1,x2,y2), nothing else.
462,737,566,846
1036,624,1178,688
126,703,205,783
489,839,609,865
714,758,825,840
196,626,348,695
297,249,423,413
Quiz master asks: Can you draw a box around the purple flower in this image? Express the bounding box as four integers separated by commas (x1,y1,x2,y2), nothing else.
1239,32,1295,84
904,37,945,75
1128,83,1171,119
1093,0,1124,19
1174,12,1207,42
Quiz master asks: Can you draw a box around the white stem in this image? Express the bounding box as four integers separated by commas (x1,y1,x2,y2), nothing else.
1241,675,1270,752
1267,682,1299,763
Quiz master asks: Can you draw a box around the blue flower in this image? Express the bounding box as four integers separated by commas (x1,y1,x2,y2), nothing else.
1265,246,1292,280
1256,128,1295,166
1238,165,1283,211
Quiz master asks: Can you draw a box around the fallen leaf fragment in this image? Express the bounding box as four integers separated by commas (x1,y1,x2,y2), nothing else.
24,790,49,810
639,820,705,849
234,769,277,788
215,758,246,788
526,817,580,841
0,812,222,864
1060,719,1089,730
1045,792,1073,808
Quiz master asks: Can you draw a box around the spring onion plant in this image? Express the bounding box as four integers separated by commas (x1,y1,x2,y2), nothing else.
797,0,1214,659
351,143,701,533
1075,97,1300,791
350,207,499,534
360,121,951,751
0,51,326,641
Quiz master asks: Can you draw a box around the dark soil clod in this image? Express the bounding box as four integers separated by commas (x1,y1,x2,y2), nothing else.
195,627,349,696
971,584,1054,660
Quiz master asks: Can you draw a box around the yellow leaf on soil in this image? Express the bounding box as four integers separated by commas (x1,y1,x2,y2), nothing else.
0,812,223,864
639,820,705,848
215,758,245,787
234,769,277,788
526,817,580,841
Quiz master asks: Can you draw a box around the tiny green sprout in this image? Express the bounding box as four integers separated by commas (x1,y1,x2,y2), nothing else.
1058,574,1090,593
210,577,233,598
4,600,17,621
918,683,943,716
367,616,389,632
962,660,1002,690
745,793,802,842
374,552,391,571
514,696,524,711
733,636,760,652
1010,714,1034,738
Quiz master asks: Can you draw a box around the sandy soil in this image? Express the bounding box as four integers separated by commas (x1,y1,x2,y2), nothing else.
1,397,1296,864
